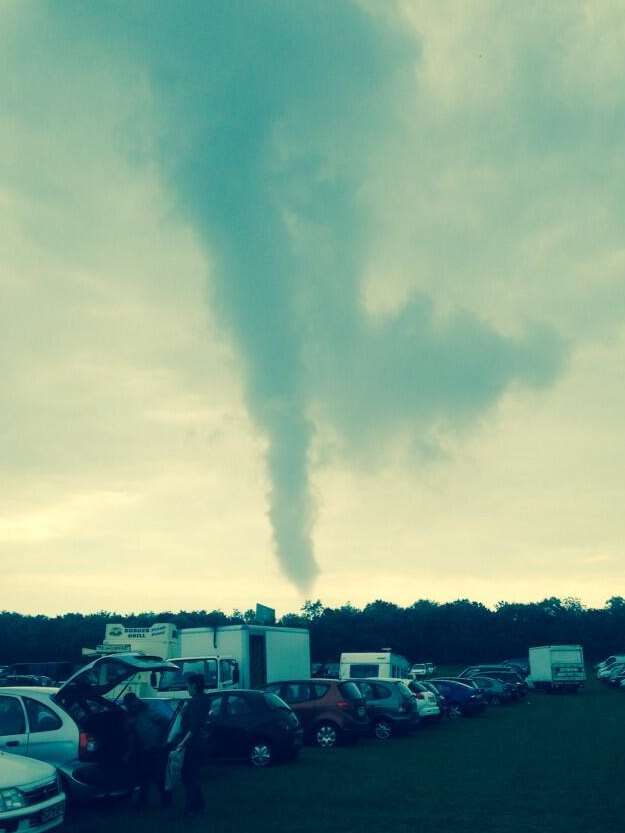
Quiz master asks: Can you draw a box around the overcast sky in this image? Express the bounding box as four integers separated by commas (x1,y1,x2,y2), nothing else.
2,1,625,616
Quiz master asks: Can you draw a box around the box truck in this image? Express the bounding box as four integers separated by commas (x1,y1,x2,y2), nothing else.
83,621,311,699
339,651,411,680
528,645,586,691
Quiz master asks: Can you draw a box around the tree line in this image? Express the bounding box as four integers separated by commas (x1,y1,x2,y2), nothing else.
1,597,625,666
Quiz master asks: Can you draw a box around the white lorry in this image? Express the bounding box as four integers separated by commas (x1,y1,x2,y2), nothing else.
339,651,411,680
528,645,586,691
84,621,311,699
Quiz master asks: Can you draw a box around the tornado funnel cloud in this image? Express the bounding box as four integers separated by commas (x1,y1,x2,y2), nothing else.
265,407,318,591
42,2,566,591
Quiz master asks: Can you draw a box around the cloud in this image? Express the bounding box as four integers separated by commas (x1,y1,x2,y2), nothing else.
1,0,572,592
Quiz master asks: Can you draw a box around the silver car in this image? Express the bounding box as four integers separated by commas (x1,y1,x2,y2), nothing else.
0,653,177,801
0,751,65,832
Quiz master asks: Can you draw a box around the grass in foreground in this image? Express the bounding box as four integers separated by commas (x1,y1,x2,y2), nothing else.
66,675,625,833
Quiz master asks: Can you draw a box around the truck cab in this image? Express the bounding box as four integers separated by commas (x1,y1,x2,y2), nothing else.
153,655,240,699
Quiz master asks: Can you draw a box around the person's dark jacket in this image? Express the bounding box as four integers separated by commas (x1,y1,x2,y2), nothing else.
181,692,212,749
131,706,169,751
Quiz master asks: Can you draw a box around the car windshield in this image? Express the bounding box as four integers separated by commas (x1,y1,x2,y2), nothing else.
159,659,218,692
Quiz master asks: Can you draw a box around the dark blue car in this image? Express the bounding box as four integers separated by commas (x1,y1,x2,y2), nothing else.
427,679,486,718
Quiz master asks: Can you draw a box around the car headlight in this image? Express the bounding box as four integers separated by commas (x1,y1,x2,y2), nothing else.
0,788,26,811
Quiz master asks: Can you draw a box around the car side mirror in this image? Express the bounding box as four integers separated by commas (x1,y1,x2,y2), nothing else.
232,666,240,685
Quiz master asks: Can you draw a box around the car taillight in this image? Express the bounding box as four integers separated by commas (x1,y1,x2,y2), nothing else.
79,731,99,760
414,693,425,700
336,700,353,710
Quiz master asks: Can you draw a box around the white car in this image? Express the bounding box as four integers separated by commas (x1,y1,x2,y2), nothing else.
0,751,65,832
598,662,625,680
0,653,177,801
595,655,625,675
402,680,441,719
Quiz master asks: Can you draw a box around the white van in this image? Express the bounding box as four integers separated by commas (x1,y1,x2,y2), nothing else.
339,652,411,680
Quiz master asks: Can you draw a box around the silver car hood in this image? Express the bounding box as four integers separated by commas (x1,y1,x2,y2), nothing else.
0,752,57,790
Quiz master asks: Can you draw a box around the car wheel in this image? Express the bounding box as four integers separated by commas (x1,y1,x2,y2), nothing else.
448,704,462,719
491,695,501,706
374,719,393,740
249,740,273,767
315,722,339,748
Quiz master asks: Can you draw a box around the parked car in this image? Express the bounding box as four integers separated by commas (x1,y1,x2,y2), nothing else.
0,676,53,688
420,681,447,714
1,663,78,686
427,680,485,718
595,655,625,672
459,665,510,678
503,659,530,677
0,653,178,801
352,679,420,739
607,671,625,688
604,666,625,686
163,689,303,767
262,679,368,748
402,680,441,720
462,668,528,697
469,675,516,704
433,677,489,703
598,662,625,681
0,751,65,832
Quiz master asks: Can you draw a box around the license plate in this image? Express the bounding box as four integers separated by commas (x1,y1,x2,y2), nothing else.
38,802,64,824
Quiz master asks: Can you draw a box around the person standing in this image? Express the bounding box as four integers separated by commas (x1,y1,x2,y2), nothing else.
122,692,172,808
175,672,212,817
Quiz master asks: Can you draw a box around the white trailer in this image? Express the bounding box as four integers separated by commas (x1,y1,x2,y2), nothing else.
84,621,310,699
339,651,411,680
528,645,586,691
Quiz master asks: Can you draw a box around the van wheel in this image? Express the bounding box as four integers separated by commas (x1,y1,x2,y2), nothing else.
374,719,393,740
249,740,273,767
315,722,339,748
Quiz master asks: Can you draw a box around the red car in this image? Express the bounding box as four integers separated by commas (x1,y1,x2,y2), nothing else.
262,679,369,748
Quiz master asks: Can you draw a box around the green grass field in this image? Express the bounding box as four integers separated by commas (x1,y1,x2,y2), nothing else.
66,673,625,833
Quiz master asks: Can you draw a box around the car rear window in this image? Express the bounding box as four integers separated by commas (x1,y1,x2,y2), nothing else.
338,682,363,701
264,693,291,711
